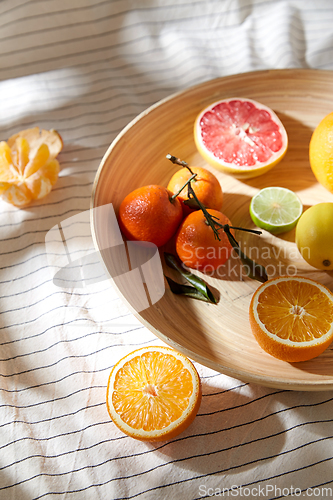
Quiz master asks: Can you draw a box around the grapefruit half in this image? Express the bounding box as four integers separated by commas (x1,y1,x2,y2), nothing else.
194,97,288,179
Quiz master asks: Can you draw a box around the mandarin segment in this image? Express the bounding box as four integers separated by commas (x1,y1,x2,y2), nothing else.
24,143,50,178
0,127,62,207
0,142,16,180
15,137,30,174
106,346,201,441
1,183,31,206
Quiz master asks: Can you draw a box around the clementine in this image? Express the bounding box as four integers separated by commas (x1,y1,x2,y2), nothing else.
167,166,223,214
118,184,183,247
175,209,234,272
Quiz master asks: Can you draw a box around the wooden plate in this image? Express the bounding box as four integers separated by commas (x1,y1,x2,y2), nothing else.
91,69,333,391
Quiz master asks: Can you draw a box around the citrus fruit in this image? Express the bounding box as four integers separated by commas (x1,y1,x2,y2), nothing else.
309,111,333,193
0,127,63,207
118,185,183,247
249,276,333,362
194,97,288,179
167,165,223,214
249,186,303,234
175,209,234,272
106,346,202,441
295,203,333,270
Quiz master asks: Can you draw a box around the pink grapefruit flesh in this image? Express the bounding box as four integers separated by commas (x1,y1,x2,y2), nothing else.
194,98,288,179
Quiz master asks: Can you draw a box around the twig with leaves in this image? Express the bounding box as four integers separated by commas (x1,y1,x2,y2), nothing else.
166,154,268,283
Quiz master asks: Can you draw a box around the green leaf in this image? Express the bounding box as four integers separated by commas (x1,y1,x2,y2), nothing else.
164,252,217,304
165,276,216,303
183,198,202,210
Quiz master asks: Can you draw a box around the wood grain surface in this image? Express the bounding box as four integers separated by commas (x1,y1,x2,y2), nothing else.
91,69,333,391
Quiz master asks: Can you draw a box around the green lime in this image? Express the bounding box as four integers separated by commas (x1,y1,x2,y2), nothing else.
249,187,303,234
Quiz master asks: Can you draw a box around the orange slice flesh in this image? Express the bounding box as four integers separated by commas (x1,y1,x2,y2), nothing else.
106,346,202,441
249,276,333,362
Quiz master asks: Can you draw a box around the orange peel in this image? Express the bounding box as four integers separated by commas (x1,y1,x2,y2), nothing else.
0,127,63,207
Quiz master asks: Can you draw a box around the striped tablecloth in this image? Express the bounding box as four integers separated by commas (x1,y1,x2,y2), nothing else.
1,1,333,499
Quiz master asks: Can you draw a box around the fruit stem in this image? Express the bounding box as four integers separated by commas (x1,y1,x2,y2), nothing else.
167,154,268,282
170,173,197,200
190,189,222,239
167,154,262,239
166,154,194,174
227,225,262,235
167,154,222,237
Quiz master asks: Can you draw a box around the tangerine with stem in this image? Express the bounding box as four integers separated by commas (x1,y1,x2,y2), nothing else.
167,165,223,214
176,209,234,272
168,154,267,281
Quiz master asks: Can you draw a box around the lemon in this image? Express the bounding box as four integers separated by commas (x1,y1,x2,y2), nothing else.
309,112,333,193
295,203,333,270
249,187,303,234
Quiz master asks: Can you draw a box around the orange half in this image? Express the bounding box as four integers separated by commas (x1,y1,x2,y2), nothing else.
249,276,333,362
106,346,202,441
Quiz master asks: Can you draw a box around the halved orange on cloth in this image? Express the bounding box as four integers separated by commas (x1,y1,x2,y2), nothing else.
249,276,333,362
106,346,202,441
0,127,63,207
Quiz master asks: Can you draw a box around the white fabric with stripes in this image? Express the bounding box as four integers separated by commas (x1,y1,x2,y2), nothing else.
0,1,333,499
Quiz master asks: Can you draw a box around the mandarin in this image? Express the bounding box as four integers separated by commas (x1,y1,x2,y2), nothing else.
118,184,183,247
175,209,234,272
167,166,223,214
0,127,62,207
